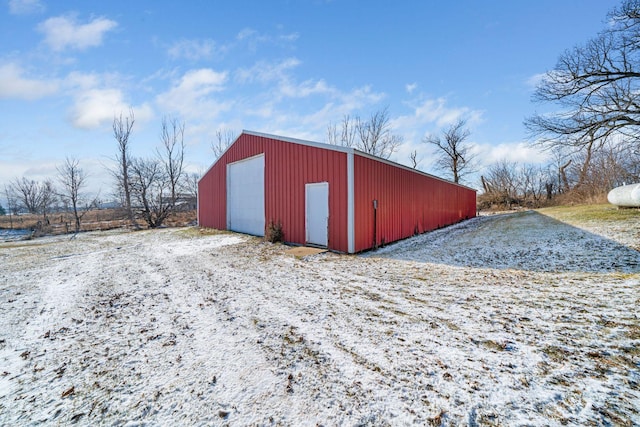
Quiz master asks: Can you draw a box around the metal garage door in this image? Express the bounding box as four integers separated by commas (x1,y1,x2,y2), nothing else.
227,154,265,236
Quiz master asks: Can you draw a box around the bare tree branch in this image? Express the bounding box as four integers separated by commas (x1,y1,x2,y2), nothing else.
130,157,171,228
526,1,640,154
57,157,99,233
326,107,403,159
409,150,420,169
424,119,477,184
9,177,43,214
112,109,138,228
158,116,185,209
211,128,237,159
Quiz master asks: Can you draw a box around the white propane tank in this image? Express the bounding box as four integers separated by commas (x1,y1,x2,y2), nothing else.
607,183,640,207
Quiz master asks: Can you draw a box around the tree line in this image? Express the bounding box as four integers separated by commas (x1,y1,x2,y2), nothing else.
2,111,198,233
3,159,99,232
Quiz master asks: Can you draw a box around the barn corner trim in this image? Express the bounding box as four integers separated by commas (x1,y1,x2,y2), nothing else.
347,151,355,253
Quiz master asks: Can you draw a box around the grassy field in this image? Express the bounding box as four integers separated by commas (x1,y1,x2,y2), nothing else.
538,204,640,251
539,203,640,222
0,209,197,235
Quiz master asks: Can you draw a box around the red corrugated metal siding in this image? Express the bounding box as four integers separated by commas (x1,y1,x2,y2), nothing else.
198,133,350,253
197,134,265,230
353,154,476,252
197,159,225,229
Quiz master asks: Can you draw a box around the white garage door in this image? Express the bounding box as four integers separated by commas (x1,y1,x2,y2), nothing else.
227,154,265,236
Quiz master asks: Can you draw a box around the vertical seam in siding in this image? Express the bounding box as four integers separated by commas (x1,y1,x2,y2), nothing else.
347,150,355,253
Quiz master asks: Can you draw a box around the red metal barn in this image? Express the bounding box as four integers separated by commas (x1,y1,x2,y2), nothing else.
198,131,476,253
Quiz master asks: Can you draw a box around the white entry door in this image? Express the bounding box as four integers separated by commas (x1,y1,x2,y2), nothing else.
306,182,329,247
227,154,265,236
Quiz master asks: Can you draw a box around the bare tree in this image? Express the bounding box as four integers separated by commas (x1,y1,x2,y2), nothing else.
3,185,18,215
125,119,188,228
480,160,560,208
9,177,41,214
327,115,357,148
480,160,521,207
526,1,640,154
112,109,138,228
181,172,200,206
356,107,403,159
563,140,640,199
158,117,185,209
519,164,548,206
3,185,18,228
39,180,56,223
424,119,476,184
57,157,98,233
211,128,237,159
129,158,171,228
9,178,38,214
9,177,56,221
327,107,403,159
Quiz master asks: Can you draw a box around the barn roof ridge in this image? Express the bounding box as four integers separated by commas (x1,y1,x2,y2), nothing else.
242,130,477,192
243,129,354,155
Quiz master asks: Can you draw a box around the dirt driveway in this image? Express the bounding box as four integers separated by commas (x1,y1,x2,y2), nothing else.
1,210,638,425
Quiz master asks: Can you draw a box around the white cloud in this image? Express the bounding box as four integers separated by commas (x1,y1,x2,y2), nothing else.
235,58,301,84
335,85,386,114
414,98,472,127
37,15,117,51
526,72,546,88
393,97,484,136
168,39,221,61
257,85,386,141
0,157,107,204
473,141,550,167
0,160,56,197
234,27,299,55
65,71,100,89
406,83,417,94
236,58,336,100
236,28,258,41
70,88,151,129
175,68,227,92
8,0,44,14
66,72,153,129
0,63,59,100
156,68,229,119
236,27,299,49
279,78,335,98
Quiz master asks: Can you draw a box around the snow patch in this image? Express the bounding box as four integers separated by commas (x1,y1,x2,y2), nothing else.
0,222,638,425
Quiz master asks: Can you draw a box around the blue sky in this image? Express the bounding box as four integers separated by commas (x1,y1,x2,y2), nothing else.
0,0,616,200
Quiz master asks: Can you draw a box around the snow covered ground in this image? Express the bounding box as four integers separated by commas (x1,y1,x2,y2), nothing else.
0,210,638,426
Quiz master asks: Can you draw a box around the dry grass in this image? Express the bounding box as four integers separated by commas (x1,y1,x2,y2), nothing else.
539,203,640,223
0,209,196,235
174,227,231,238
538,204,640,251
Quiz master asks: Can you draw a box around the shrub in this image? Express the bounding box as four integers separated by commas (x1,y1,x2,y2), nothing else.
265,220,284,243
